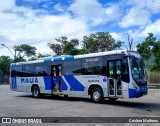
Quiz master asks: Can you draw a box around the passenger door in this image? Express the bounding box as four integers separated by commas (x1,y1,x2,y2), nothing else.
107,60,122,97
51,65,62,93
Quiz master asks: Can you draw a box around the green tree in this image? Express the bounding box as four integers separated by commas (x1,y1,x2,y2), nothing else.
137,33,156,60
136,33,160,71
48,36,85,56
48,43,63,56
28,53,51,61
0,56,12,76
13,57,26,62
13,44,36,62
28,57,37,61
82,32,123,53
37,53,51,58
149,41,160,71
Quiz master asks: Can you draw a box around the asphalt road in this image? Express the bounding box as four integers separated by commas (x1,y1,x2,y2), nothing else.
0,85,160,126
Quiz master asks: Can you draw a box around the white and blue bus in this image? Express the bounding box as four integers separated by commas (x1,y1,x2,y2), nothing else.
10,50,148,103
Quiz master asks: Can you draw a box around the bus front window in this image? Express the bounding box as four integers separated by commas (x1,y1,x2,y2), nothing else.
130,57,144,82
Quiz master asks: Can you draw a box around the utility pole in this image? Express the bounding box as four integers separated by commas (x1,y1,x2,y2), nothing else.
1,44,16,59
127,33,133,51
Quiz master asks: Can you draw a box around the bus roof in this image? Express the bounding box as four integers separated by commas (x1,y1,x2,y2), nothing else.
11,50,141,65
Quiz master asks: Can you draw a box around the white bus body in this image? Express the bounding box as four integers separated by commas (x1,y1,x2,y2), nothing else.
10,50,148,103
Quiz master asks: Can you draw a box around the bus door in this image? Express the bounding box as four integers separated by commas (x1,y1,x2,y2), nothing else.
107,60,122,97
51,65,62,93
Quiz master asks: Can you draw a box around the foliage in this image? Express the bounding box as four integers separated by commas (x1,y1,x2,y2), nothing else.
37,53,51,58
82,32,123,53
48,36,84,56
13,57,26,63
48,32,123,55
48,43,63,56
147,71,160,84
137,33,160,71
13,44,37,60
0,56,12,76
137,33,156,60
28,57,37,61
28,53,51,61
144,55,155,69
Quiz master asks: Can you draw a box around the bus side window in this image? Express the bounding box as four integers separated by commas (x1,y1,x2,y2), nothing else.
11,65,23,77
35,63,48,76
82,62,93,74
93,59,105,75
64,59,81,75
82,57,105,75
24,64,35,77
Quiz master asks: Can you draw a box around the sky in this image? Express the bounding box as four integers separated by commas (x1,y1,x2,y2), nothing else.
0,0,160,58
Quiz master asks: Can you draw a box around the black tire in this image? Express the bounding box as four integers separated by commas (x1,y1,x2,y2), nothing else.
91,88,104,103
64,95,68,98
32,86,40,98
108,98,118,101
51,95,59,98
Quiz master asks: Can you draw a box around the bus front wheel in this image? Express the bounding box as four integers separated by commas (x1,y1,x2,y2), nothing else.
91,88,104,103
32,86,40,98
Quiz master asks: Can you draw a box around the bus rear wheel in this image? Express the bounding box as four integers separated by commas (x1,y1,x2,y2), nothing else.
32,86,40,98
91,88,104,103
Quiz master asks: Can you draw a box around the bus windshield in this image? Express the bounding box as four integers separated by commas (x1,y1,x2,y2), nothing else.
130,57,145,82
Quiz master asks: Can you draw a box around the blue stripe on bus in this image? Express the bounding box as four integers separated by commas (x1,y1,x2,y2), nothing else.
129,89,139,98
64,75,84,91
11,77,17,89
129,86,148,98
54,57,62,61
44,76,68,90
62,78,68,90
44,76,53,90
44,58,52,63
64,56,74,60
44,56,74,62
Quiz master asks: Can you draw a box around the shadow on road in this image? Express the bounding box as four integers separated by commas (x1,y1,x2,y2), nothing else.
17,94,91,102
16,94,160,111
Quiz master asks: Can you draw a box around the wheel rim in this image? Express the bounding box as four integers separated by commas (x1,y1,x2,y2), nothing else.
34,88,39,97
93,91,101,101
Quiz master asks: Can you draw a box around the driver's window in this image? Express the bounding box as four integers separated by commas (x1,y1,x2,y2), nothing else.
131,59,141,79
